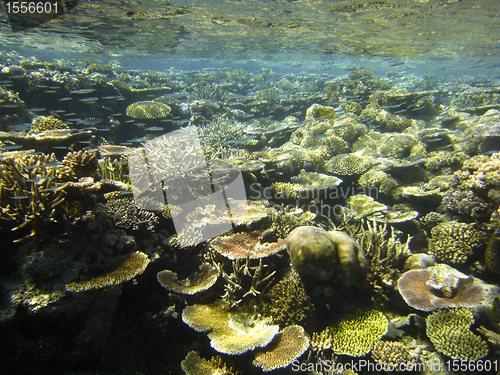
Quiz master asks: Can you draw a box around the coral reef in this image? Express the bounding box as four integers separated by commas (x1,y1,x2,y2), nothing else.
485,228,500,275
28,115,69,135
104,191,160,231
125,100,171,119
252,325,310,372
181,304,280,355
428,222,488,265
209,229,286,260
62,149,98,178
426,308,489,361
264,271,315,326
157,263,219,295
312,310,388,357
325,152,375,176
371,341,417,367
397,264,498,312
286,226,367,286
65,251,150,292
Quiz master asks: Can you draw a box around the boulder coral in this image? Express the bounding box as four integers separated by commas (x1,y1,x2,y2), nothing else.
286,226,367,286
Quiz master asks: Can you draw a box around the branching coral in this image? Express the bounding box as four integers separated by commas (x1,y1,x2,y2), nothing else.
0,153,71,242
104,191,159,231
28,115,69,135
264,271,314,326
426,308,489,361
62,149,98,178
428,221,488,265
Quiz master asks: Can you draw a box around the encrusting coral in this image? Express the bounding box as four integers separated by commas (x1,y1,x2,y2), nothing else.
426,308,489,361
65,251,150,292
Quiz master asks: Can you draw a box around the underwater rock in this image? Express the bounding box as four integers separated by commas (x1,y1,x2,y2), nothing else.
397,263,499,312
252,325,310,372
286,226,367,286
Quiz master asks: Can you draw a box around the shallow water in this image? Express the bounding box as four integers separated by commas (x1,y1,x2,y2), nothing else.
1,1,500,374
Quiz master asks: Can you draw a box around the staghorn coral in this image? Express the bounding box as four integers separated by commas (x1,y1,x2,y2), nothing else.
342,220,411,299
157,262,219,295
98,156,129,182
428,222,488,265
181,304,279,355
264,272,314,326
0,153,71,242
65,251,150,292
316,310,388,357
252,325,310,372
397,264,497,312
325,153,375,176
28,115,69,135
209,229,286,260
211,255,277,308
62,149,98,178
125,100,171,119
426,308,489,361
104,191,159,231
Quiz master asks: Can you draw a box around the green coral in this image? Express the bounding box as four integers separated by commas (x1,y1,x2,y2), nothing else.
428,222,488,264
327,310,388,357
426,308,489,361
265,272,314,326
28,115,69,135
125,100,171,119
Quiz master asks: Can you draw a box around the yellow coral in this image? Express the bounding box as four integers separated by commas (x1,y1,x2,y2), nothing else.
328,310,388,356
126,100,171,119
426,308,489,361
65,251,150,292
28,115,68,135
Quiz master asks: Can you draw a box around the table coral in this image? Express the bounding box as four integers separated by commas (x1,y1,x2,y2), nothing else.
325,152,375,176
428,221,488,264
181,304,279,355
65,251,150,292
426,308,489,361
252,325,310,372
157,263,219,295
397,264,497,312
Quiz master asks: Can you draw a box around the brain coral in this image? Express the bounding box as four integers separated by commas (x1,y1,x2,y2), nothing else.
428,222,488,264
426,308,489,361
126,100,171,119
